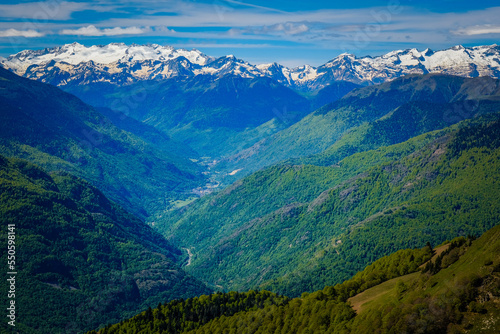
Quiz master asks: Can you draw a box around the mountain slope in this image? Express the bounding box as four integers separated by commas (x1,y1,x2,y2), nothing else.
346,230,500,333
3,44,499,165
0,67,204,218
220,74,500,178
62,77,359,166
259,116,500,295
302,97,500,166
159,113,500,295
96,106,199,158
186,225,500,333
91,223,500,334
65,74,313,159
0,155,211,334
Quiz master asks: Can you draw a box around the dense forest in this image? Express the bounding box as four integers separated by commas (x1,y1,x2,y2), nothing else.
0,155,210,333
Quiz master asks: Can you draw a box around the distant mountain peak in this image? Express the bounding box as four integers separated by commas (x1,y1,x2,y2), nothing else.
1,43,500,90
2,42,213,72
451,44,465,50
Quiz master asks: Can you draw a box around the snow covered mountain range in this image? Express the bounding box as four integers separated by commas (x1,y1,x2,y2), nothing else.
1,42,499,90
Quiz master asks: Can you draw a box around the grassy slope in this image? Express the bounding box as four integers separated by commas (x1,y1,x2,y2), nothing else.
0,155,211,334
348,272,421,313
348,229,500,333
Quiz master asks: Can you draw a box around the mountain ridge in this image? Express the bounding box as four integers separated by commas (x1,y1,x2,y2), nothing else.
215,74,500,180
1,43,499,90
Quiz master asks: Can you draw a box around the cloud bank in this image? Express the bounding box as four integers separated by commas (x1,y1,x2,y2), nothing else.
60,25,149,36
0,29,44,38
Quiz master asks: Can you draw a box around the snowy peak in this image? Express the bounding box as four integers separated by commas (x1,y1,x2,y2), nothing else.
2,43,213,74
310,44,500,85
1,43,500,90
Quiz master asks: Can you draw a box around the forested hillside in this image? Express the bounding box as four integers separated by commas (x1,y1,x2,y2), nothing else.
0,67,204,219
0,155,211,334
160,113,500,296
219,74,500,179
64,75,314,158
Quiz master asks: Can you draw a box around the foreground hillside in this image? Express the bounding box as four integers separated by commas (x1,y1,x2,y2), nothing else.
91,222,500,333
160,113,500,296
0,67,204,219
0,155,211,334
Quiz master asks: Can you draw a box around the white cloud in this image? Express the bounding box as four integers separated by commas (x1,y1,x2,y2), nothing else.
269,22,309,35
175,43,275,49
0,29,44,38
60,25,149,36
223,0,287,14
454,25,500,36
2,1,500,57
102,3,500,46
153,26,176,34
231,22,309,37
0,1,89,20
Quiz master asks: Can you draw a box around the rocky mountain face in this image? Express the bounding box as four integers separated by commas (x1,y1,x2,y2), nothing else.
1,43,499,90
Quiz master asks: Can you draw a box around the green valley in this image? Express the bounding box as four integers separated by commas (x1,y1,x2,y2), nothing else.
1,51,499,334
64,75,313,158
62,74,361,183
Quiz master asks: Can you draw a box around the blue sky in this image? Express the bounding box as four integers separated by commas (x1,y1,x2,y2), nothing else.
0,0,499,66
